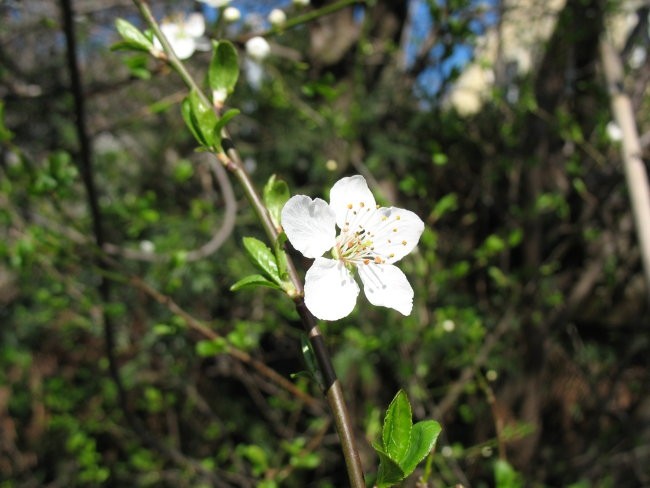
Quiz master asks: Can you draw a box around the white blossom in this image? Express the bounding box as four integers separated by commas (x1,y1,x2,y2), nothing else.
606,121,622,142
268,8,287,26
197,0,231,7
281,175,425,320
293,0,310,5
223,6,241,22
245,36,271,60
154,13,206,60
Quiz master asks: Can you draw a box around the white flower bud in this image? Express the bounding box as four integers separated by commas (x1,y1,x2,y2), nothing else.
606,121,622,142
212,87,228,104
268,8,286,26
245,36,270,60
442,319,455,332
223,6,241,22
139,240,155,253
198,0,230,7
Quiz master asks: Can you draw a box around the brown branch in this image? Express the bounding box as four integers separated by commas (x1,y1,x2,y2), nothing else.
131,3,366,484
123,271,323,414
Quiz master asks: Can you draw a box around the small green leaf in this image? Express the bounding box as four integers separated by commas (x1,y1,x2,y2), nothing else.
230,274,282,291
122,54,151,80
189,89,217,147
195,337,228,357
300,335,324,389
0,100,14,142
181,90,221,149
494,459,524,488
113,19,153,52
382,390,412,463
181,97,208,147
242,237,280,283
374,444,406,488
399,420,441,475
209,40,239,100
263,174,290,230
213,108,240,149
274,233,290,282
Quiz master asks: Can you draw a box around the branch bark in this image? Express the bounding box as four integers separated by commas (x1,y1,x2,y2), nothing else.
600,40,650,304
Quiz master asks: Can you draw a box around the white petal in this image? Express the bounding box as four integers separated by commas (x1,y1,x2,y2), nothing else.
171,37,196,60
329,175,376,228
365,207,424,263
281,195,336,258
160,24,196,60
184,13,206,38
305,258,359,320
358,263,414,315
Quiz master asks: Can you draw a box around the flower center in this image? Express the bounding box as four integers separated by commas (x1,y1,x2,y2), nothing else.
332,202,386,267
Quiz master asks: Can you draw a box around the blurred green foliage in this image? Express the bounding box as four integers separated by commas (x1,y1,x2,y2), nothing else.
1,0,649,487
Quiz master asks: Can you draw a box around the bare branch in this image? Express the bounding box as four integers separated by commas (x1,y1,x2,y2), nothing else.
600,40,650,303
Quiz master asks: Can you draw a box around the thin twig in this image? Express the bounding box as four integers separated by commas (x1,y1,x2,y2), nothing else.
122,270,323,413
131,2,366,484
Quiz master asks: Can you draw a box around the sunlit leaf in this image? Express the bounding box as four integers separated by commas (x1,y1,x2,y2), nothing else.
242,237,280,284
399,420,441,475
230,274,282,292
209,40,239,101
382,389,412,463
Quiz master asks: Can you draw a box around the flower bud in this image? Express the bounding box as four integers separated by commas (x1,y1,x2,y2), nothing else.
268,8,286,26
223,6,241,22
245,36,270,60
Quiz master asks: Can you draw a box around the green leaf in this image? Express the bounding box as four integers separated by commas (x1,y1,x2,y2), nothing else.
382,390,412,463
189,89,217,147
0,100,14,142
374,444,406,488
399,420,441,475
181,90,220,149
195,337,228,357
122,54,151,80
113,19,153,53
242,237,280,284
230,274,282,292
273,232,290,282
263,174,290,231
300,335,324,389
209,41,239,101
213,108,240,148
494,459,524,488
181,97,208,147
